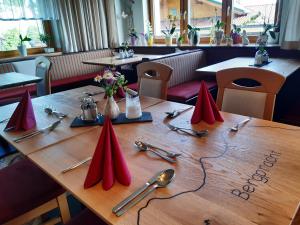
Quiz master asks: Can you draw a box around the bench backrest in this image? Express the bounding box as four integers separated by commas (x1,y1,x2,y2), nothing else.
0,63,15,74
153,50,206,87
48,49,112,81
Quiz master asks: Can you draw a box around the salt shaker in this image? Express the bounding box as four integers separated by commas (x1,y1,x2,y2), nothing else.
80,97,99,121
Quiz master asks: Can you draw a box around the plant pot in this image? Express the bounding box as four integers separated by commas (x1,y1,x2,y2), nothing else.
147,36,153,46
104,96,120,120
130,36,137,46
44,48,55,53
255,49,269,65
188,30,200,46
17,45,27,56
214,30,224,45
177,41,182,47
231,33,242,44
165,36,172,46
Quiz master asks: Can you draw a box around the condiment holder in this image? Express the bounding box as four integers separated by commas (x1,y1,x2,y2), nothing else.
80,96,99,121
125,89,142,119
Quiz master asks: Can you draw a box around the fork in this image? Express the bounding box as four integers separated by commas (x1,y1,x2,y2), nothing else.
166,124,208,137
230,118,251,132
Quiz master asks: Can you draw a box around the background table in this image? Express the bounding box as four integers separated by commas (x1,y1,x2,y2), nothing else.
196,57,300,78
0,72,42,89
1,86,300,225
82,54,165,67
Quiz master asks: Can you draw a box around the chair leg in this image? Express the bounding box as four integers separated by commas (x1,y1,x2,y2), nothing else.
56,193,71,224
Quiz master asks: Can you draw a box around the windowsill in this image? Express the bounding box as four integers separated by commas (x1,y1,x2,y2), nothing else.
131,43,280,48
0,51,63,63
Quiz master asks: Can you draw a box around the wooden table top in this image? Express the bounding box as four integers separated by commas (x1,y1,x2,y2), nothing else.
1,86,300,225
82,54,165,67
196,57,300,78
0,72,42,89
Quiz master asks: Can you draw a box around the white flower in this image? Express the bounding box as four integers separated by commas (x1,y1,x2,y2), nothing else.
94,75,102,83
102,71,114,79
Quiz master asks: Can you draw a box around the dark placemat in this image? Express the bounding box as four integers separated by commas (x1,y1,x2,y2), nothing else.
249,60,272,67
70,112,152,127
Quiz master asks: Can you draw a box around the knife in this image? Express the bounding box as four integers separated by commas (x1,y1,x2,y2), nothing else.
13,120,61,143
112,170,162,213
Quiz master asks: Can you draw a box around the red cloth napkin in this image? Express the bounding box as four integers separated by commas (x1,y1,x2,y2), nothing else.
5,90,36,131
191,81,224,124
84,116,131,190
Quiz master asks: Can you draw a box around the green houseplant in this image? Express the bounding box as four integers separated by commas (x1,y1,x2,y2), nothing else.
187,24,200,46
17,35,31,56
39,34,54,53
162,15,176,46
214,20,225,45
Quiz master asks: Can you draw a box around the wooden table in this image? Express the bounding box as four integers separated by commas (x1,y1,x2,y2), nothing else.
1,86,300,225
196,57,300,78
0,72,42,89
82,54,165,67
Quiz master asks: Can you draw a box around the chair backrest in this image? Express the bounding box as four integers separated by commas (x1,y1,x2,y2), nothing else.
137,62,173,99
216,67,285,120
35,56,51,97
290,202,300,225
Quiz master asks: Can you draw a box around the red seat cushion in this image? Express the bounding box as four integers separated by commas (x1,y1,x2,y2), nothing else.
0,85,36,105
0,158,65,224
51,72,100,87
167,80,217,102
127,82,138,91
65,209,107,225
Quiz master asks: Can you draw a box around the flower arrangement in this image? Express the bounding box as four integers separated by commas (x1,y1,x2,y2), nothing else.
94,69,127,97
230,24,242,44
161,15,176,37
128,28,138,39
144,21,153,46
215,20,225,31
187,24,200,45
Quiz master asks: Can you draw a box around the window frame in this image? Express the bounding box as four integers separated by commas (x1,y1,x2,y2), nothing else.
148,0,278,44
0,20,56,59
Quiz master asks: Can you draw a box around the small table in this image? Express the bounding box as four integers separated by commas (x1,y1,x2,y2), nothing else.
0,72,42,89
82,54,165,67
196,57,300,78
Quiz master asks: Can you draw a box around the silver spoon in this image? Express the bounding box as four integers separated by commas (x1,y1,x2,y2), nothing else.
231,118,250,132
135,141,176,163
44,107,67,119
115,169,175,216
165,106,193,118
139,141,181,158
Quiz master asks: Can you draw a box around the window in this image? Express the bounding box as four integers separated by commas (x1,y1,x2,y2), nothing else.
0,20,45,51
188,0,222,37
149,0,278,43
232,0,277,35
152,0,181,37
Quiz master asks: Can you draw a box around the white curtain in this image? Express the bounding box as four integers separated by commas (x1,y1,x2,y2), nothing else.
0,0,58,20
56,0,119,53
280,0,300,50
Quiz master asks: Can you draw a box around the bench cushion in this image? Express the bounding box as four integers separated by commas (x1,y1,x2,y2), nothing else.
0,63,15,74
0,158,65,223
167,80,217,102
65,209,107,225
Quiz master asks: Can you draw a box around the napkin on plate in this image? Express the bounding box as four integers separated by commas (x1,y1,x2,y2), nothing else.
5,90,36,131
84,116,131,190
191,81,224,124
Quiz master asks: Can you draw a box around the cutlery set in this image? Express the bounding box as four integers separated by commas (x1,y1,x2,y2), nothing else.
112,169,175,216
165,106,193,118
166,123,208,137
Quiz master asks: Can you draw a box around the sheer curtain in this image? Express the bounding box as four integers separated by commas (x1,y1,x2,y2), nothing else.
280,0,300,50
56,0,118,53
0,0,57,20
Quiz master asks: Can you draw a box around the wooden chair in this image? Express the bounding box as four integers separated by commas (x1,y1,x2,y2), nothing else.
216,67,285,120
35,56,51,97
137,62,173,100
0,158,70,225
290,202,300,225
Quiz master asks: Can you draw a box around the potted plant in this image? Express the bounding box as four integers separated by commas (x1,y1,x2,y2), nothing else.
94,69,127,119
214,20,225,45
257,23,278,46
230,24,242,44
128,28,138,46
187,24,200,46
145,21,153,46
177,31,185,46
39,34,54,53
162,15,176,46
17,35,31,56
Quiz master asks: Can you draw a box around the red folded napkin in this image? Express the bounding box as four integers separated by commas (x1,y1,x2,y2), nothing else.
191,81,224,124
5,90,36,131
84,116,131,190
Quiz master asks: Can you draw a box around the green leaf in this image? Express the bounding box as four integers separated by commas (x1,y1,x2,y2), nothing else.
269,31,276,39
187,24,193,30
170,26,176,35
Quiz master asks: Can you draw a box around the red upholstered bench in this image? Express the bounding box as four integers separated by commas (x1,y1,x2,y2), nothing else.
128,80,217,103
65,209,107,225
0,158,68,224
